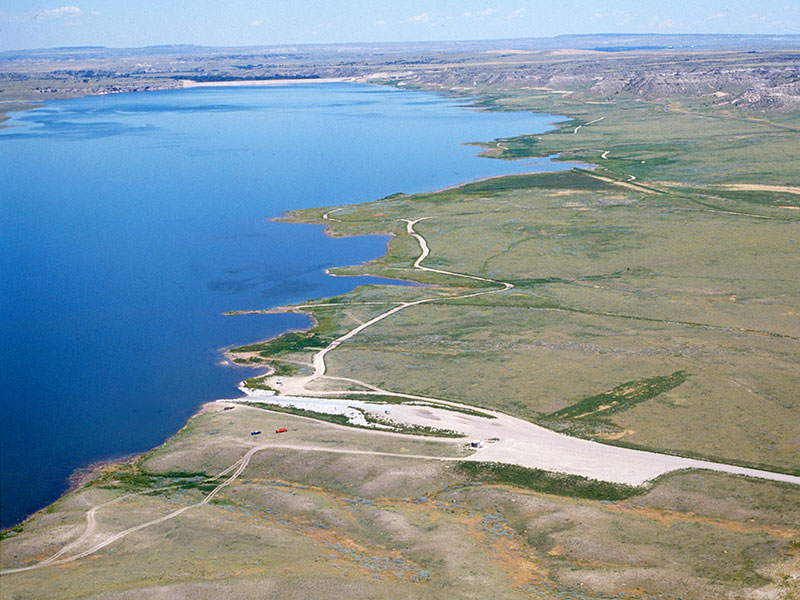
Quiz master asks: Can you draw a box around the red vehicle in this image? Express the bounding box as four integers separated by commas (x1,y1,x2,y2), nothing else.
275,428,288,434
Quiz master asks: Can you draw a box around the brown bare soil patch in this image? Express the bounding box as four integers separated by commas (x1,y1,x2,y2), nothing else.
610,504,800,539
716,184,800,195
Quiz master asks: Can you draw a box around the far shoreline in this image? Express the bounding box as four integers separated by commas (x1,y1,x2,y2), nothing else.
181,77,355,88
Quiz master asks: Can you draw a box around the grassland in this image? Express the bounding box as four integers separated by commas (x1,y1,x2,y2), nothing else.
2,404,798,599
3,46,799,599
473,95,800,187
259,157,799,474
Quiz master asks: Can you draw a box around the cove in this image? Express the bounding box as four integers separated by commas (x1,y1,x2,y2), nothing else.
0,83,576,528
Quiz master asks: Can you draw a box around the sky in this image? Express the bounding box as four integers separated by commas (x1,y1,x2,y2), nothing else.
1,0,798,51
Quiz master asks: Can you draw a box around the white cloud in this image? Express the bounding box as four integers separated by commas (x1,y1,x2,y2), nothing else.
312,22,333,35
1,5,83,22
406,12,431,24
374,19,386,26
747,14,798,29
648,15,675,29
36,6,82,20
251,19,263,26
463,8,497,20
694,10,727,24
506,8,526,20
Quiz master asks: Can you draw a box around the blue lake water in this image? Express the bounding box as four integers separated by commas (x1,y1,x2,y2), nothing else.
0,83,573,528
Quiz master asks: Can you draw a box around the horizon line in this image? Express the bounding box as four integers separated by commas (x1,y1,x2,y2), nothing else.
4,32,800,54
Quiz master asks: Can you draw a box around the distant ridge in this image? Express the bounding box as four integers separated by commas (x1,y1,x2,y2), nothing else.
3,33,800,58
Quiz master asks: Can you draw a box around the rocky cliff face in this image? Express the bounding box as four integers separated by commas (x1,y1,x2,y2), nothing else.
731,80,800,110
402,53,800,111
2,44,798,112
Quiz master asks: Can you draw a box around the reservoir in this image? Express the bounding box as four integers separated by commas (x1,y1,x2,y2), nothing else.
0,83,574,528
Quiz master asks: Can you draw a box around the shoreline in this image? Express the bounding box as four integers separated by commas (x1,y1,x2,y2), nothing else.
0,85,582,532
0,166,539,532
3,400,225,532
65,452,144,495
181,77,355,88
0,102,45,129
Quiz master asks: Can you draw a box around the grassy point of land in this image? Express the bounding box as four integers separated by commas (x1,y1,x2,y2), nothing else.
239,156,799,474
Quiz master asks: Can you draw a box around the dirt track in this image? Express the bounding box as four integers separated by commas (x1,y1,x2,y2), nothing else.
12,215,795,575
1,445,267,575
261,217,800,488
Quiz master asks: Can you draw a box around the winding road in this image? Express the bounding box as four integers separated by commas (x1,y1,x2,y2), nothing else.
573,116,604,134
6,215,797,575
265,217,799,488
299,217,512,388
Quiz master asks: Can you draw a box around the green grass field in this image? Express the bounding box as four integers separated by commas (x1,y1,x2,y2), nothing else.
4,52,800,599
266,159,799,473
3,404,798,599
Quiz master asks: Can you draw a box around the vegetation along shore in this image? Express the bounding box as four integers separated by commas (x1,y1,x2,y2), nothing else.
2,36,799,599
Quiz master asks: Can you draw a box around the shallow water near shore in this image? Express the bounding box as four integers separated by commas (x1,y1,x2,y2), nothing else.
0,82,574,528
